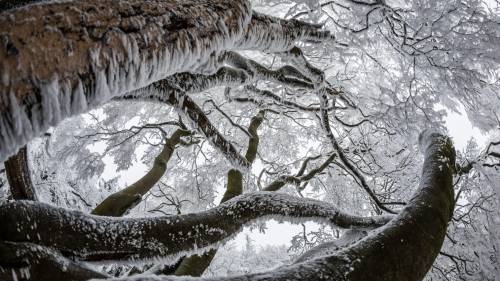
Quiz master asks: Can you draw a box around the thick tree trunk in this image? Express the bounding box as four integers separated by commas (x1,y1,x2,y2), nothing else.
4,145,37,200
0,0,252,161
0,0,330,163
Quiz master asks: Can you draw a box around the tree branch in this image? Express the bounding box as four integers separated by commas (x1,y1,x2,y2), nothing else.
0,0,253,162
0,3,334,162
0,193,391,263
263,153,336,192
0,241,106,281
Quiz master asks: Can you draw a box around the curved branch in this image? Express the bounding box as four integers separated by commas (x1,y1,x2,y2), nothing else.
263,153,336,192
128,85,251,170
317,90,396,214
0,241,106,281
0,193,391,263
244,86,334,112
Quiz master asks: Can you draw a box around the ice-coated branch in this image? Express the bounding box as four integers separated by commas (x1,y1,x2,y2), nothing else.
0,1,336,162
293,229,368,263
0,192,391,263
0,241,107,281
165,52,316,94
221,52,314,89
317,91,396,214
279,47,325,84
243,85,334,112
235,12,333,52
0,0,252,162
174,110,265,277
96,130,456,281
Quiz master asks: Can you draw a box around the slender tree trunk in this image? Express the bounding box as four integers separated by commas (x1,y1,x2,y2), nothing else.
174,111,265,276
91,129,190,217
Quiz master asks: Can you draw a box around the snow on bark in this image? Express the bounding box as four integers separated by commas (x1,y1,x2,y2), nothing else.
0,0,252,161
92,130,455,281
234,12,332,52
0,240,106,281
293,229,368,263
0,192,391,263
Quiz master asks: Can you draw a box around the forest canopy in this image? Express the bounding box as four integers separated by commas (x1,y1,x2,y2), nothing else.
0,0,499,280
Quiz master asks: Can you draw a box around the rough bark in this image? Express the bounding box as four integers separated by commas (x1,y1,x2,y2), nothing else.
4,145,37,200
0,0,252,161
91,129,190,216
98,130,455,281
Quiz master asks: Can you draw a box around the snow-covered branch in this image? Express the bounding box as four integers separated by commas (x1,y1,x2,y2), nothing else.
129,86,251,170
174,110,266,277
91,129,193,217
0,193,391,263
263,153,337,192
0,241,106,280
234,12,332,52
